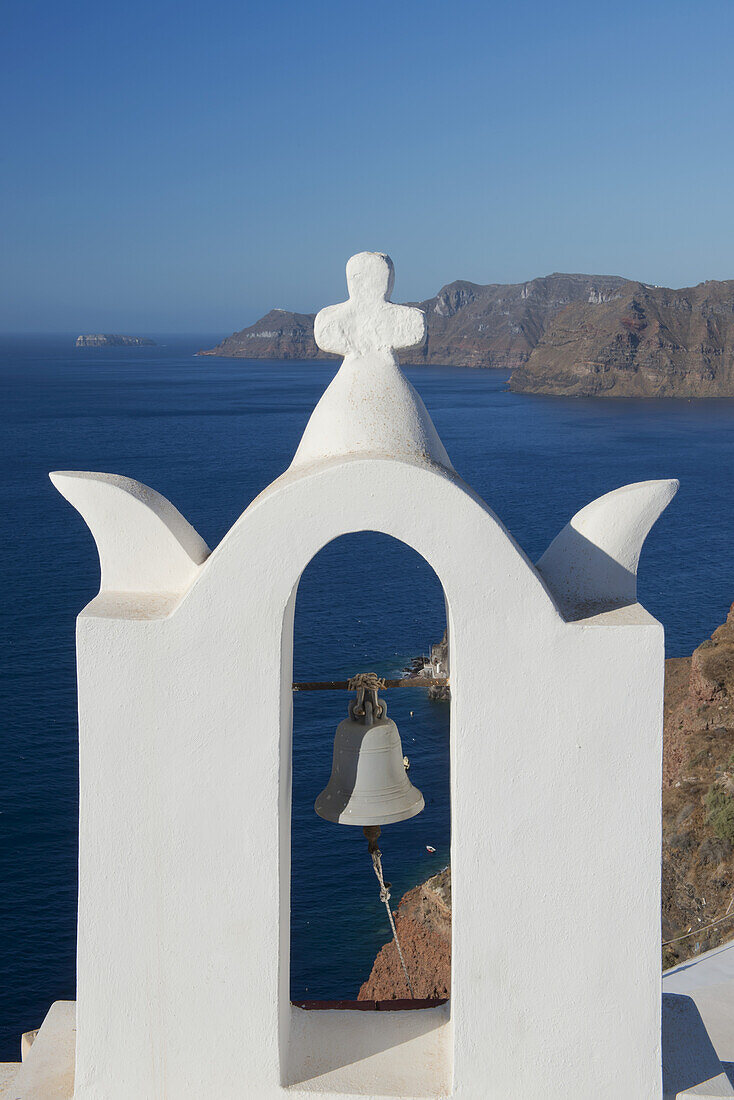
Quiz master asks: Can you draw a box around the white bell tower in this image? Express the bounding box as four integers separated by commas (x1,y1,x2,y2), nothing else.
44,251,675,1098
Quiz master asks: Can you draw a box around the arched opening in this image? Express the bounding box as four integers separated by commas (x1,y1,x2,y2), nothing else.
289,532,451,1007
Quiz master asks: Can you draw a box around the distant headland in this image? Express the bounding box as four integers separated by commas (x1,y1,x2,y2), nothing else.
199,272,734,398
76,334,156,348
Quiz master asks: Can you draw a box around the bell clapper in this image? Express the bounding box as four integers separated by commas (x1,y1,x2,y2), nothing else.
363,824,382,853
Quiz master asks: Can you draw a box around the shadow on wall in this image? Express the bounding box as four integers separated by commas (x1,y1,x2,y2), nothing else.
536,478,679,621
286,1001,451,1092
662,992,733,1098
537,529,642,621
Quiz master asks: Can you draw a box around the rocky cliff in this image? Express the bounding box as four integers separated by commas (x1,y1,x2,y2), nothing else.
76,334,155,347
198,310,327,360
509,280,734,397
359,605,734,995
202,275,734,395
662,601,734,967
358,868,451,1001
199,273,631,368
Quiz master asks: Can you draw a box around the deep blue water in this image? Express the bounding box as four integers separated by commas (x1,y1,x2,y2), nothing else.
2,334,734,1058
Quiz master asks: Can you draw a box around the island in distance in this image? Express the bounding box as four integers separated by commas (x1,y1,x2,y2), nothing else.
200,272,734,398
76,334,156,347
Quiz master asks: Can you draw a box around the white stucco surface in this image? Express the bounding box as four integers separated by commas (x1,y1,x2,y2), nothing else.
51,252,676,1098
0,1064,21,1097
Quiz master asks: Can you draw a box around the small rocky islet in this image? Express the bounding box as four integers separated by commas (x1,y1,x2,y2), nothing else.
200,272,734,398
76,334,156,347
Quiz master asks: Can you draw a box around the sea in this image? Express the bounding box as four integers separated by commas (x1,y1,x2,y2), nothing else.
2,334,734,1058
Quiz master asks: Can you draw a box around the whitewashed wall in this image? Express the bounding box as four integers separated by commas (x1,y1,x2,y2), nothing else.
53,454,668,1099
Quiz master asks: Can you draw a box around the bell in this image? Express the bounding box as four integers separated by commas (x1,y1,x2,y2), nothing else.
315,679,424,826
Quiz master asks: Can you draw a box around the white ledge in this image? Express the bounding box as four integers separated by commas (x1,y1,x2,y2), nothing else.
6,1001,75,1098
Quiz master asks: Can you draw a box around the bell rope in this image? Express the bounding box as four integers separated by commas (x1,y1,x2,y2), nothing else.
364,825,415,999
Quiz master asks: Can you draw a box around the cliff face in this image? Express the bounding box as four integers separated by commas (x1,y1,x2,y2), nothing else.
662,602,734,967
198,310,328,360
510,280,734,397
358,868,451,1001
203,274,734,394
360,605,734,995
407,273,630,368
200,273,632,368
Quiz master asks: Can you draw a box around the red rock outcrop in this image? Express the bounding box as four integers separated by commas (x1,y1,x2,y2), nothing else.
689,607,734,706
663,604,734,787
358,868,451,1001
659,603,734,968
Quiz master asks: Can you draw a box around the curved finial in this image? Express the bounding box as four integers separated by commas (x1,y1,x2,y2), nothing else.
291,252,452,470
50,471,210,595
537,479,678,618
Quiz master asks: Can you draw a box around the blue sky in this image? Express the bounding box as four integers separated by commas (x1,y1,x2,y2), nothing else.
2,0,734,332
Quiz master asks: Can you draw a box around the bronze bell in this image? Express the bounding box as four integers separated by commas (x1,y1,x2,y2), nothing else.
315,678,424,827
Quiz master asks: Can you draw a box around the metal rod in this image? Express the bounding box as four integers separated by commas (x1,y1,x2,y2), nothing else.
292,677,448,691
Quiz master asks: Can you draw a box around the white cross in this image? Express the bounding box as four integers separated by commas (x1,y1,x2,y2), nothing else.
314,252,425,360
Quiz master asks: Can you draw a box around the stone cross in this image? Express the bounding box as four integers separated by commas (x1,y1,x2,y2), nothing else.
291,251,449,469
314,251,425,360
